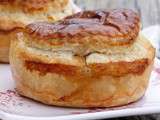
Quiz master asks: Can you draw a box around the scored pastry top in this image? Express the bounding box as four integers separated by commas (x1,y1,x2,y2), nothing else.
26,9,140,47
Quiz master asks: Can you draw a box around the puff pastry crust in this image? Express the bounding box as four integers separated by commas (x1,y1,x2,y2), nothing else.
10,9,155,107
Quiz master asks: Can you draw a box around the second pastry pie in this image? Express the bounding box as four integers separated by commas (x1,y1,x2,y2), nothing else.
0,0,75,63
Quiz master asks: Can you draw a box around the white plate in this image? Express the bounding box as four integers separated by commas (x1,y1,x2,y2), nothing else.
0,25,160,120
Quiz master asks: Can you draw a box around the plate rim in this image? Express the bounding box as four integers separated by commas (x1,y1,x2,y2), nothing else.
1,106,160,120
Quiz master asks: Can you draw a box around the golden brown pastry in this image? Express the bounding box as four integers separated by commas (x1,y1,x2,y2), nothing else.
0,0,74,63
10,9,155,108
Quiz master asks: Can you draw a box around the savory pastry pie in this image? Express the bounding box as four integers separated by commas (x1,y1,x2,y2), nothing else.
10,9,155,107
0,0,74,63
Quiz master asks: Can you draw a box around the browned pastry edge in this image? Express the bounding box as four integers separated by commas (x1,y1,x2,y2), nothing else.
0,0,15,4
24,58,149,77
0,0,69,13
26,9,140,46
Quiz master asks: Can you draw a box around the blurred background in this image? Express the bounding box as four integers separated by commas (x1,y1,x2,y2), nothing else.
74,0,160,28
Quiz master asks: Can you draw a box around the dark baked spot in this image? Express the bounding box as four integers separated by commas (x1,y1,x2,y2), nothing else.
0,0,15,4
25,61,78,76
21,0,48,12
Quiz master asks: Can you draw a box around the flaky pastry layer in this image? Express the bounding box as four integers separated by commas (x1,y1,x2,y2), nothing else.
10,32,155,107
